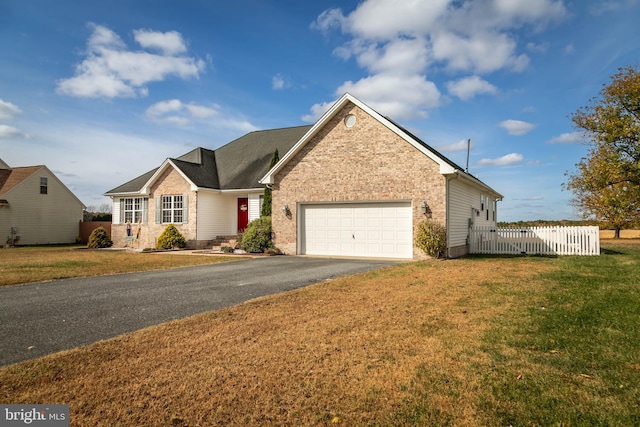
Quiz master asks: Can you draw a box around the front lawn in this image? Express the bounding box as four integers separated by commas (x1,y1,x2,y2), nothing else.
0,241,637,425
0,245,243,286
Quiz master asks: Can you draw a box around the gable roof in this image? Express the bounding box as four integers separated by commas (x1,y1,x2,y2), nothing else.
0,164,86,208
260,93,502,198
0,166,45,196
104,125,311,196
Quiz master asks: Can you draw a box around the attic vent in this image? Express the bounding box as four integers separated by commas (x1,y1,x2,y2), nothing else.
344,114,356,128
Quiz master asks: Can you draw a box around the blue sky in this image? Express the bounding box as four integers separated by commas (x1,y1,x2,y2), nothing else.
1,0,638,221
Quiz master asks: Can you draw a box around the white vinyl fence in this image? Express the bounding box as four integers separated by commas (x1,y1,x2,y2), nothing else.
469,226,600,256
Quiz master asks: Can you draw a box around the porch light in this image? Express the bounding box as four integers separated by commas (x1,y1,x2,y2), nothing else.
282,204,291,216
420,200,428,215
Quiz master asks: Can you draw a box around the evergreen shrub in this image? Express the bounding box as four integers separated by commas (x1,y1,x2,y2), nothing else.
156,224,187,249
87,227,113,248
239,216,273,253
415,219,447,259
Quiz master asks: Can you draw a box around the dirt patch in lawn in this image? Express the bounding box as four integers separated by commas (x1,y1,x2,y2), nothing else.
0,257,554,426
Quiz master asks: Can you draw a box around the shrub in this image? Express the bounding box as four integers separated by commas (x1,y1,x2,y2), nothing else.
87,227,113,248
156,224,187,250
239,216,273,253
415,219,447,259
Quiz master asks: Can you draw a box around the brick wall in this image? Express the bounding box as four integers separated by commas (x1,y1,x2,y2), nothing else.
111,167,197,249
272,102,447,259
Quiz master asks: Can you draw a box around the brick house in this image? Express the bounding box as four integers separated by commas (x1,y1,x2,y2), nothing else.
106,93,501,258
105,126,310,249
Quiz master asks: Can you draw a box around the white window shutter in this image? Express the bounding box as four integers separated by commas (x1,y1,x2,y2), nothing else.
155,197,161,224
119,199,124,224
183,194,188,223
143,198,149,224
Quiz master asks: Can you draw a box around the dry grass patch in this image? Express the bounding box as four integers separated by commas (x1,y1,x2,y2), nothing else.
599,229,640,239
0,246,243,286
0,257,554,426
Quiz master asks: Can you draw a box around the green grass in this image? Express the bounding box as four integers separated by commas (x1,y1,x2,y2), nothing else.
478,245,640,426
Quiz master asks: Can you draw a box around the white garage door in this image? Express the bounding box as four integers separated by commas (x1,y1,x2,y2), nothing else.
301,202,413,259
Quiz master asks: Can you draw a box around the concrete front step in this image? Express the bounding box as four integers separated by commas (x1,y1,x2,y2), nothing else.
210,235,240,251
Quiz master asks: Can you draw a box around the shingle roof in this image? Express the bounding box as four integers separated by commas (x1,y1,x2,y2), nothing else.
105,168,159,194
105,125,312,195
215,125,311,189
0,166,43,196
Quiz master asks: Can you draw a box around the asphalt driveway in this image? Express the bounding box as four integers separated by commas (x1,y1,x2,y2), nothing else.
0,256,397,366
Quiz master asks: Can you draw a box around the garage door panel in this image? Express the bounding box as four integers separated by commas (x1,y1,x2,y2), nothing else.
301,202,412,259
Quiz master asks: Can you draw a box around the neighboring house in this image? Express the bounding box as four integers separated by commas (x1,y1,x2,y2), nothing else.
106,93,502,258
0,160,86,245
104,126,311,249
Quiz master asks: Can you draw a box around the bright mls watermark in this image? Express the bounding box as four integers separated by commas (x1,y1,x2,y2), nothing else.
1,405,69,426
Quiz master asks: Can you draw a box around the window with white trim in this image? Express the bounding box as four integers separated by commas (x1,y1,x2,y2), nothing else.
40,177,48,194
162,195,184,223
122,197,147,223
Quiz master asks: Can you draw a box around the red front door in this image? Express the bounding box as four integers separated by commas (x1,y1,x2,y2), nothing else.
237,198,249,233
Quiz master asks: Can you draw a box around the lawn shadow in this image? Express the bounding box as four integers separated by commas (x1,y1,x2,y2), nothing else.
600,247,623,255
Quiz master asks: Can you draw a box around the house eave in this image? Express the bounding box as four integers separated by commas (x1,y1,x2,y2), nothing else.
445,169,503,199
197,187,264,194
104,191,149,198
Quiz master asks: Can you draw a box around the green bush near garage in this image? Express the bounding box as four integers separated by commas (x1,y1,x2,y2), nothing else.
239,216,273,253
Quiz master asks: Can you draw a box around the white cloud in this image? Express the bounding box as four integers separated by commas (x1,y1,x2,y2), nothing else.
589,0,639,15
146,99,218,126
302,101,335,123
0,124,27,139
476,153,524,166
0,99,22,120
527,42,549,52
272,74,291,90
56,23,205,98
145,99,256,134
185,103,218,119
548,132,583,144
493,0,567,23
354,37,430,75
431,30,529,73
133,29,188,55
311,0,566,121
436,139,473,152
304,73,441,122
310,8,346,34
346,0,450,39
499,119,535,135
446,76,498,100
